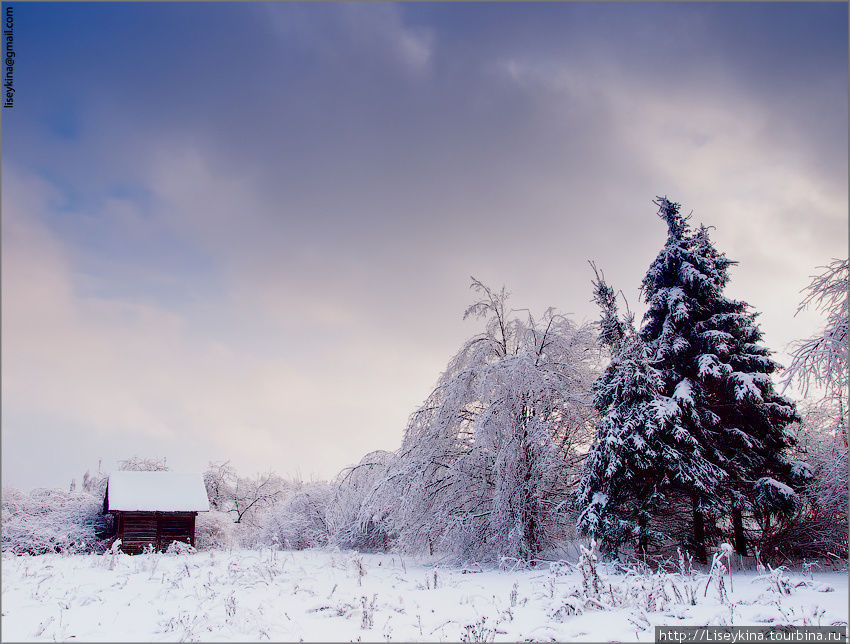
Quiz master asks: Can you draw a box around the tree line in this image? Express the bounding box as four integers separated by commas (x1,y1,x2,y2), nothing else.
3,196,846,565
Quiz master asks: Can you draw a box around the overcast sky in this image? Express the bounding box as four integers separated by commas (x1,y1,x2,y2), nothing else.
2,2,847,491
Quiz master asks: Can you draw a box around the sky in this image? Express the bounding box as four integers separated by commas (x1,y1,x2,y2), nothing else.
2,2,847,491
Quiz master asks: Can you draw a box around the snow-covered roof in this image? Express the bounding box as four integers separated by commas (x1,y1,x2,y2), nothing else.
106,471,210,512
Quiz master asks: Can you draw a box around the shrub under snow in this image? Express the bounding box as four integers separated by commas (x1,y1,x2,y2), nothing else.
326,451,393,551
755,407,848,563
260,483,332,550
194,510,238,550
1,487,111,555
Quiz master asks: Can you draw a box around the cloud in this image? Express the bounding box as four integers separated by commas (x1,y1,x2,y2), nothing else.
488,43,847,364
2,3,846,490
1,163,445,490
264,3,433,72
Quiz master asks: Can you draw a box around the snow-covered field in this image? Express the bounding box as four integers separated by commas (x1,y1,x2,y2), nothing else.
2,549,847,642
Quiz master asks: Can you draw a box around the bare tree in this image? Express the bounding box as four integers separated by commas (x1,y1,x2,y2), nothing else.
202,462,286,524
231,472,285,524
783,258,848,447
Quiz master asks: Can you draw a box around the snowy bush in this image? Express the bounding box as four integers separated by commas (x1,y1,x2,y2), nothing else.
1,487,111,555
800,414,848,532
198,464,339,550
754,406,848,563
194,510,238,550
327,451,393,551
164,540,196,555
261,483,332,550
761,257,849,564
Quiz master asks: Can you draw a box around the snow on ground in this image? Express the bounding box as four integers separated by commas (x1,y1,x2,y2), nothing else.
2,549,847,642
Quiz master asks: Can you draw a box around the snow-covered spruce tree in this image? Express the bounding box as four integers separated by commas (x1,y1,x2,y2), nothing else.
576,266,723,556
639,197,801,561
366,279,597,563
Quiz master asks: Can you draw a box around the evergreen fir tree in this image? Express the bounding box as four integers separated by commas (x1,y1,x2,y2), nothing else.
639,197,801,559
576,266,723,555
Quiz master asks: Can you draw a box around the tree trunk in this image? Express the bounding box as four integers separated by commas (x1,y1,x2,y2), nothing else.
637,513,648,556
519,403,538,561
731,506,747,556
520,466,537,561
693,497,707,565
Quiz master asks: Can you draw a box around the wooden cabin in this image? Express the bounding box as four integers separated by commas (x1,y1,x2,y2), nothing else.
103,471,210,554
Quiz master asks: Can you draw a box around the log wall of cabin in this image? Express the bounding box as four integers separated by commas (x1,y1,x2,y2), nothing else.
115,512,197,553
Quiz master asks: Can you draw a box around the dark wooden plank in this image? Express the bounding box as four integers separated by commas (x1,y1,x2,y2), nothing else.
111,510,204,553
